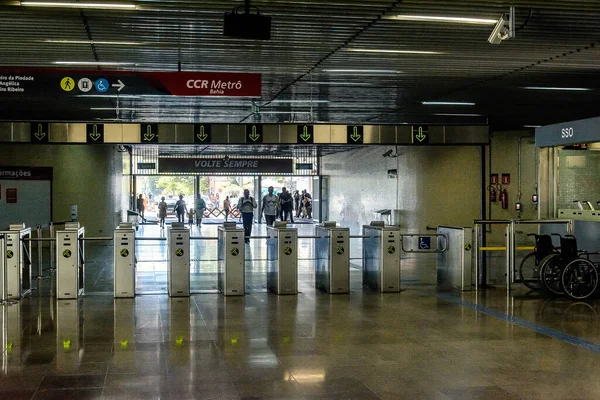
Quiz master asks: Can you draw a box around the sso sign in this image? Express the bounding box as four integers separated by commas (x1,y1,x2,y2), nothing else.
536,116,600,147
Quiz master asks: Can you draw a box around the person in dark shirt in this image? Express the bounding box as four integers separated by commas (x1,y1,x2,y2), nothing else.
174,195,187,223
279,187,294,223
136,194,146,222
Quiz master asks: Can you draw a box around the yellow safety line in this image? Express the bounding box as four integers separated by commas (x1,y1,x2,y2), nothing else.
479,246,535,251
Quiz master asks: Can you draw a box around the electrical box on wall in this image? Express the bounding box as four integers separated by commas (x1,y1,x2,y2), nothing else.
71,205,78,221
387,169,397,179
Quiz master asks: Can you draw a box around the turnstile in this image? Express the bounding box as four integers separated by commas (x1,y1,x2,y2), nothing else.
315,222,350,294
0,224,32,300
167,223,190,297
437,226,473,291
267,223,298,295
56,222,85,299
114,223,136,298
363,222,401,292
218,223,245,296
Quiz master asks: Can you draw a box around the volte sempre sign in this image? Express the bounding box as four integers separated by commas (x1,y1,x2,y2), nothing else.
158,158,293,174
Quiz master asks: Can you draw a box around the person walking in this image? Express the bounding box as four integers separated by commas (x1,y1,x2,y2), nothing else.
174,195,187,223
293,190,300,214
158,196,167,228
279,187,294,223
303,193,312,219
137,194,146,223
237,189,257,243
261,186,280,227
196,194,206,227
223,196,231,222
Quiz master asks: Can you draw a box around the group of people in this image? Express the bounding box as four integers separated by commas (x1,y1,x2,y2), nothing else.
293,189,312,219
140,187,312,238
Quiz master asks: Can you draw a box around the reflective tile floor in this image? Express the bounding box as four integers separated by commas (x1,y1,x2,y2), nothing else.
4,223,600,399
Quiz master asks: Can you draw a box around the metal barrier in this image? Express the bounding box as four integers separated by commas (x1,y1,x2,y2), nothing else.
473,218,574,292
436,226,473,291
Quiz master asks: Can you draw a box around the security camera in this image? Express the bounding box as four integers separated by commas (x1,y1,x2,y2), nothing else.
382,150,393,157
488,7,515,44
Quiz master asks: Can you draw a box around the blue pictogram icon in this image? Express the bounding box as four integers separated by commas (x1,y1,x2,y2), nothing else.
419,237,431,250
95,78,109,93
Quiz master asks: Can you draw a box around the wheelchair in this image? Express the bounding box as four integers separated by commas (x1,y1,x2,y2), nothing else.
539,234,599,300
519,234,556,290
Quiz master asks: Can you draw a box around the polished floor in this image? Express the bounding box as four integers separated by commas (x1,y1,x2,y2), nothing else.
2,223,600,399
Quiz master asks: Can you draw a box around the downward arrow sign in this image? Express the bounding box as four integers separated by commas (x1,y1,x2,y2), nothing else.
89,125,101,141
34,124,46,140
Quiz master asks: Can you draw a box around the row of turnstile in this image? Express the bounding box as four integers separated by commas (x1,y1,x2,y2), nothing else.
0,220,403,302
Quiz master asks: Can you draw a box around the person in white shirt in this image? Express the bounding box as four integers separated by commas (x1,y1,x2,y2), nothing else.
237,189,257,243
261,186,280,227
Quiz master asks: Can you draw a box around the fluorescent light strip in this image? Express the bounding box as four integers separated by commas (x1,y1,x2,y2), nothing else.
54,61,134,66
522,86,592,91
323,69,401,74
346,48,445,55
305,81,372,86
45,40,143,46
271,99,329,104
21,2,136,9
434,113,483,117
422,101,475,106
523,125,542,128
91,107,138,111
258,111,312,114
387,14,497,25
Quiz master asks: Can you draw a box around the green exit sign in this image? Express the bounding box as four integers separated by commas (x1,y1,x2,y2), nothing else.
412,125,429,144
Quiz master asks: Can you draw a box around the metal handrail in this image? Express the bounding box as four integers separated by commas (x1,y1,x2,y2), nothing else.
400,234,448,253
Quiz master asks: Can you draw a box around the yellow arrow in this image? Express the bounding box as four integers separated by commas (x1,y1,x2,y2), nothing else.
35,124,46,140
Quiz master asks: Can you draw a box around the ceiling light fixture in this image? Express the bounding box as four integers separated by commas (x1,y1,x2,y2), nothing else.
346,48,444,55
45,39,143,46
305,81,372,86
54,61,135,66
522,86,592,91
271,99,329,104
387,14,497,25
422,101,475,106
323,69,401,74
523,125,542,128
91,107,138,111
21,1,136,9
434,113,483,117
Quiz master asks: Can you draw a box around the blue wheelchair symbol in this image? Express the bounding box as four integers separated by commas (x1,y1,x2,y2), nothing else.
419,237,431,250
95,78,109,93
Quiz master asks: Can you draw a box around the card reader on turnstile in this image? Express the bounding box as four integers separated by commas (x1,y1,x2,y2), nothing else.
218,223,245,296
0,224,32,300
363,221,401,292
267,222,298,295
56,222,85,299
315,222,349,294
167,223,190,297
114,223,136,298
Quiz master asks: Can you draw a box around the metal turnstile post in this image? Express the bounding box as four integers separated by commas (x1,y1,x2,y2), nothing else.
167,223,190,297
1,224,32,300
218,223,245,296
267,223,298,295
315,222,349,294
363,222,401,292
56,222,85,299
114,223,136,298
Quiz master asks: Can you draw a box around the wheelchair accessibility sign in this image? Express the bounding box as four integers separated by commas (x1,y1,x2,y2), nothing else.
419,237,431,250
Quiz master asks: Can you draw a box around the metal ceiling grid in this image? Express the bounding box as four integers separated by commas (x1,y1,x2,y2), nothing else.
0,1,599,128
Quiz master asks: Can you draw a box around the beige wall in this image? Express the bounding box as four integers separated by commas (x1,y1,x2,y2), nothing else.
321,145,482,234
0,144,123,235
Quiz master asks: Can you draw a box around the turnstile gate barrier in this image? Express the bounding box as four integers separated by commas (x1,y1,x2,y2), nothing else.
267,223,298,295
363,222,401,292
0,224,32,300
114,223,136,298
218,223,245,296
437,226,473,291
167,223,190,297
56,222,85,299
315,222,349,294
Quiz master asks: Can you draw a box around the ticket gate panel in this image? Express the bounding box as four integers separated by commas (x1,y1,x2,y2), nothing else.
315,225,349,294
0,234,5,300
1,226,32,300
218,226,245,296
363,225,401,293
167,225,190,297
267,226,298,295
56,227,85,300
114,225,135,298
